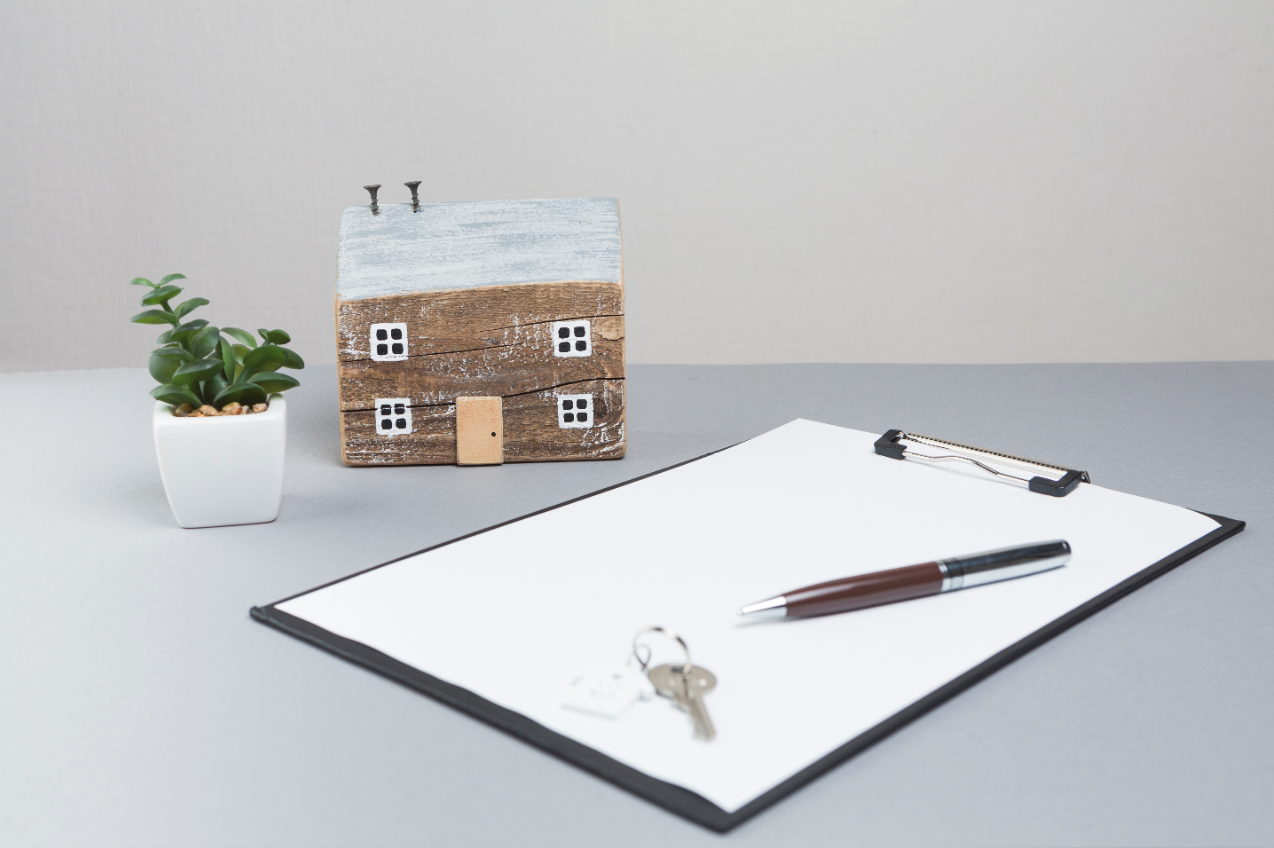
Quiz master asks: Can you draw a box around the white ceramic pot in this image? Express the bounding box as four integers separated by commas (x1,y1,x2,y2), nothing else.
152,395,287,528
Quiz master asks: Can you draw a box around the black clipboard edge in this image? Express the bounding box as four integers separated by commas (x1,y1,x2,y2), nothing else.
251,510,1244,833
250,604,726,827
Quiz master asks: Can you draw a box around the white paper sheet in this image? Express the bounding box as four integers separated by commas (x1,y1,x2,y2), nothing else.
278,420,1219,813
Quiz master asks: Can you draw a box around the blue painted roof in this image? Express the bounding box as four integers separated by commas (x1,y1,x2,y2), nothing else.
336,197,622,300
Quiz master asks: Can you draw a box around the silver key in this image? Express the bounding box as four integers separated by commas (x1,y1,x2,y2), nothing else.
648,663,717,740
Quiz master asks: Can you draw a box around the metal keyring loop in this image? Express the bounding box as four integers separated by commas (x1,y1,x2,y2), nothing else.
631,626,693,676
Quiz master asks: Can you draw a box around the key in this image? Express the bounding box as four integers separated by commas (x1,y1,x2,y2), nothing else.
647,663,717,740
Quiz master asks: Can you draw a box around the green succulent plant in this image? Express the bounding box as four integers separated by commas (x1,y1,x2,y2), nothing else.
130,274,304,409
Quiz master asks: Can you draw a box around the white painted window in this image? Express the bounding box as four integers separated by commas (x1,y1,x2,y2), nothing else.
375,398,413,435
557,393,594,428
370,322,408,361
551,319,592,357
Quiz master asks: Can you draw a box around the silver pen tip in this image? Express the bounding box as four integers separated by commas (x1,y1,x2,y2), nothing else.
737,596,787,619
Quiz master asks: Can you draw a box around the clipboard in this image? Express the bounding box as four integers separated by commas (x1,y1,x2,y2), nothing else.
251,421,1244,832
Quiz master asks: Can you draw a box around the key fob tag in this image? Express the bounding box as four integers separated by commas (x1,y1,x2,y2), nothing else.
562,665,654,718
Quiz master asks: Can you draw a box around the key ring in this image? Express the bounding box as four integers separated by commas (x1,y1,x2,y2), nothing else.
631,626,693,676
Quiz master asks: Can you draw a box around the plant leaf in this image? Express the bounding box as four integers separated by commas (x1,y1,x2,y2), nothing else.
221,327,256,349
159,273,187,285
230,344,250,383
213,382,267,407
173,297,209,320
150,383,202,408
131,309,179,326
257,328,291,345
130,277,156,288
141,284,183,306
204,373,229,403
219,337,235,381
190,325,221,359
149,348,193,383
248,372,300,393
155,329,174,344
243,344,288,371
280,347,305,370
168,319,209,347
172,358,223,385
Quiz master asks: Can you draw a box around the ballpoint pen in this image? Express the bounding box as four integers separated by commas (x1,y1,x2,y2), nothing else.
737,540,1071,620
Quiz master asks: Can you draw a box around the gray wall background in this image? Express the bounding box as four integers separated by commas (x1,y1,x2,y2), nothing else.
2,1,1271,372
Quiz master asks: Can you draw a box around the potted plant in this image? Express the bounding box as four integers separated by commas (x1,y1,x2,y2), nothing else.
131,274,304,528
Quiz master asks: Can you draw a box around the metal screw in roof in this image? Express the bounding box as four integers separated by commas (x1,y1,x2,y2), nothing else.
363,184,381,215
405,181,421,213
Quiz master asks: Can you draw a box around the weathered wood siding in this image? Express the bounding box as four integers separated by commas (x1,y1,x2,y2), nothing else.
340,377,625,466
336,280,625,465
336,280,623,365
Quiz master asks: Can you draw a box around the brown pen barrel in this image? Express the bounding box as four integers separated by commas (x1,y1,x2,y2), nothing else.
782,562,945,618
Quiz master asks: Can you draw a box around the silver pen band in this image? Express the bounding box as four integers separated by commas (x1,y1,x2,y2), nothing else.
937,540,1071,593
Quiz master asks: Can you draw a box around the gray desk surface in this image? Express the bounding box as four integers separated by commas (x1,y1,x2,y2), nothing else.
3,363,1271,847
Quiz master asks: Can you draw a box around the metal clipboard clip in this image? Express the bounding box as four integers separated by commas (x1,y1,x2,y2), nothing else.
874,429,1090,497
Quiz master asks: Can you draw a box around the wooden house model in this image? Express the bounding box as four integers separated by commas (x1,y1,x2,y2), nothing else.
335,196,625,466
